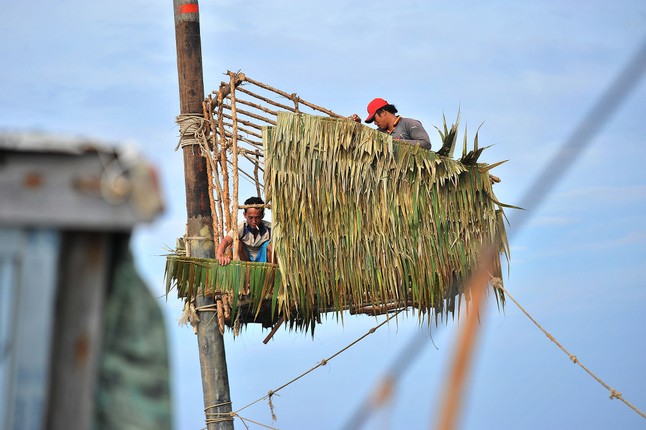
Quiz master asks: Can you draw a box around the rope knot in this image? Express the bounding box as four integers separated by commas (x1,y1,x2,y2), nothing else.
268,390,275,398
320,359,328,366
610,389,622,400
569,355,578,364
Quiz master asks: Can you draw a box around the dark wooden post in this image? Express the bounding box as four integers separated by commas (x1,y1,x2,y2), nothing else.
172,1,234,429
45,232,113,430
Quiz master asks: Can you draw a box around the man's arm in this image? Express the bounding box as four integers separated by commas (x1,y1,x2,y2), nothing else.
216,235,233,265
405,119,432,149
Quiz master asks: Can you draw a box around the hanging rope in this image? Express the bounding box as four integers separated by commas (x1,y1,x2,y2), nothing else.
494,283,646,421
231,310,404,420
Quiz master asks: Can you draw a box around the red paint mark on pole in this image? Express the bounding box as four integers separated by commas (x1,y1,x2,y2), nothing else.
179,3,199,14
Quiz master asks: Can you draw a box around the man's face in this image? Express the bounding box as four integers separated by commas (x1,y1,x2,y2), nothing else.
373,110,386,129
244,207,263,229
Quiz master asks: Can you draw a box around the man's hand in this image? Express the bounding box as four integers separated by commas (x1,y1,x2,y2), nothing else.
348,113,361,123
216,236,234,265
217,254,231,265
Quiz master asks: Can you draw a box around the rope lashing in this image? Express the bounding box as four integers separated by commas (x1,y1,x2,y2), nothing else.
204,405,235,428
175,113,207,150
184,235,214,241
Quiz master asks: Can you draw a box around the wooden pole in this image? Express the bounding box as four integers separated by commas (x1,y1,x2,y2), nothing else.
172,2,234,429
45,232,112,430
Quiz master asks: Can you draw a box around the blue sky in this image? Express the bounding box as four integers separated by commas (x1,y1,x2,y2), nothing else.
2,1,646,429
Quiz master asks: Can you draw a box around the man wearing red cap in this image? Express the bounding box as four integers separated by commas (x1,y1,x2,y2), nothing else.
350,98,432,149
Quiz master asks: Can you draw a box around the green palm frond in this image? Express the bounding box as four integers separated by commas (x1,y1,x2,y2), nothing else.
166,112,512,334
265,112,510,325
436,110,461,157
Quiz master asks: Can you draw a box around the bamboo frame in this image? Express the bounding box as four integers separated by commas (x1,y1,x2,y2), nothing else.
167,70,509,334
202,71,346,250
229,72,241,261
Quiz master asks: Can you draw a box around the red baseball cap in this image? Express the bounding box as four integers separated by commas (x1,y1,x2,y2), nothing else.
365,97,388,123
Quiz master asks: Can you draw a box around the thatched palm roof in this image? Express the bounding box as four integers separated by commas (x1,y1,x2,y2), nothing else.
166,111,510,334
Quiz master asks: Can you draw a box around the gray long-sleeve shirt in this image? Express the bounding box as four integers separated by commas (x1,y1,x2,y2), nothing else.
378,117,432,150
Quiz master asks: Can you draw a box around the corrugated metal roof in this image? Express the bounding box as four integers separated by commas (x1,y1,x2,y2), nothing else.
0,131,165,229
0,131,116,155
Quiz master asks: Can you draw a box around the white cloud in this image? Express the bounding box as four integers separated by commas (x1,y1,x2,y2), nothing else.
3,1,646,429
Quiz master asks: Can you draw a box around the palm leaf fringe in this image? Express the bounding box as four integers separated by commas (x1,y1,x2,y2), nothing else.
165,111,511,334
265,112,509,325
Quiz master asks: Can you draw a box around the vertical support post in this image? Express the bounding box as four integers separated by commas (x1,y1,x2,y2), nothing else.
228,74,240,261
45,232,112,430
172,1,234,429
